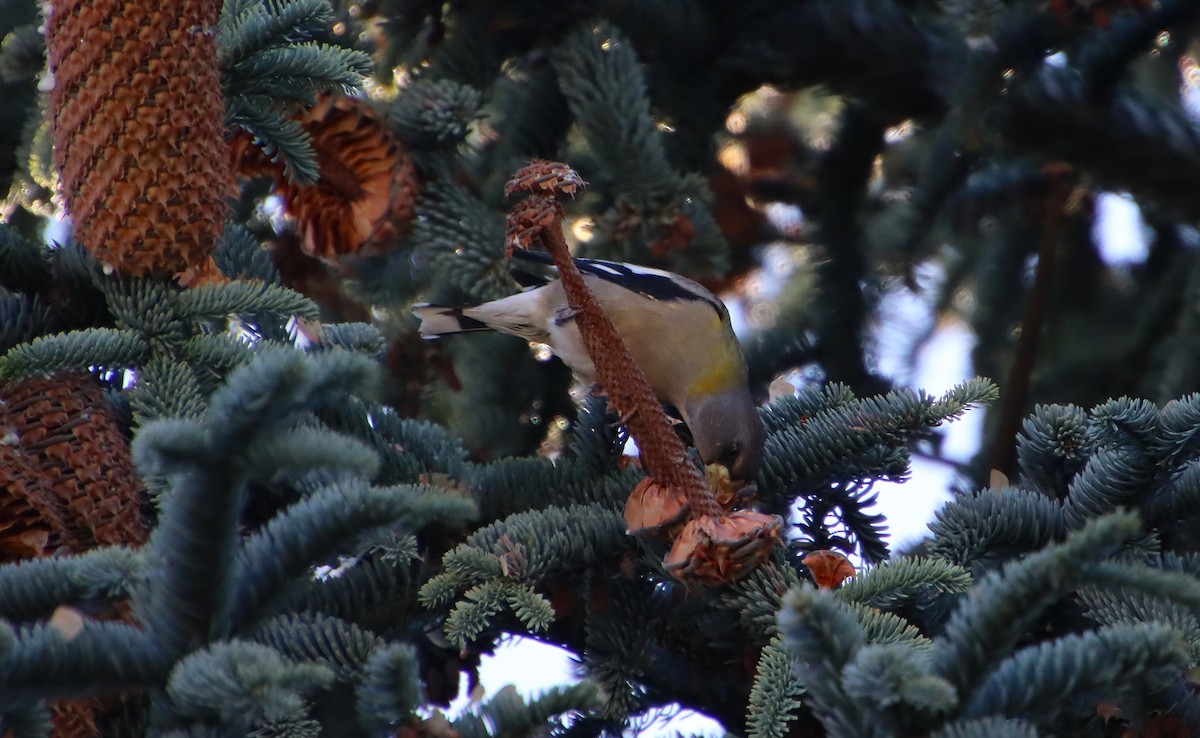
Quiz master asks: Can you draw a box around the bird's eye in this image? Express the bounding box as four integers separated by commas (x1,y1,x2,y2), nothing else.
719,442,740,466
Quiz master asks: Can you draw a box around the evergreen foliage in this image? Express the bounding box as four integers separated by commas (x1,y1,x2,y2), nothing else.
745,637,804,738
218,0,373,183
6,0,1200,737
779,437,1200,737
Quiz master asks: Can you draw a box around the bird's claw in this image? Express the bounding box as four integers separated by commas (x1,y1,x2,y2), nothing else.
554,306,581,325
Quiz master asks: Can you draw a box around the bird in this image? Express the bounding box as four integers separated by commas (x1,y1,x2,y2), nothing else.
412,251,765,482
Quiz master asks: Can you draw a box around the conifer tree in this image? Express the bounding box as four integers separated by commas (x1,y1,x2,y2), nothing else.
4,1,1200,738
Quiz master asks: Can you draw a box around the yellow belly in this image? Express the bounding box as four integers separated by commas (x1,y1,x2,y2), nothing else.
579,278,747,409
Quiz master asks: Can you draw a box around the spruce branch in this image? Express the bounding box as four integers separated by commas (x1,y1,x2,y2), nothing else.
0,547,143,622
0,704,52,738
580,578,660,721
98,278,190,352
214,222,281,283
227,105,319,184
841,643,956,715
932,511,1141,698
247,716,321,738
550,24,675,200
760,384,861,435
468,453,639,523
836,557,972,610
961,623,1185,723
1085,395,1162,450
420,501,630,618
218,0,372,184
1151,393,1200,468
0,621,168,701
129,356,208,422
251,612,383,683
133,420,249,654
506,583,557,633
181,334,257,375
1077,576,1200,661
1074,0,1200,103
452,683,603,738
318,396,470,484
355,643,422,732
165,640,334,726
131,350,386,655
0,328,146,379
929,717,1039,738
310,323,386,357
443,580,512,648
1144,459,1200,529
226,43,371,99
482,66,571,180
746,636,804,738
237,425,381,482
761,380,997,562
204,351,381,455
1015,403,1089,498
1063,446,1156,528
762,381,998,496
0,294,56,355
285,557,412,623
429,546,501,596
802,501,890,571
390,79,484,150
1081,560,1200,614
778,585,878,738
925,487,1064,569
721,559,801,642
548,23,731,272
176,281,318,325
217,0,333,65
412,181,512,304
845,604,931,651
227,482,475,632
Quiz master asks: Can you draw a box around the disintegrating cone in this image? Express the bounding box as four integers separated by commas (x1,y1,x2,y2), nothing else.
51,700,103,738
232,95,420,262
623,478,689,536
663,511,783,586
46,0,235,283
802,550,856,589
0,373,147,558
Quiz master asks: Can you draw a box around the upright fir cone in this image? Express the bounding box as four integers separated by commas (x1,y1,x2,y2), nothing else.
46,0,235,284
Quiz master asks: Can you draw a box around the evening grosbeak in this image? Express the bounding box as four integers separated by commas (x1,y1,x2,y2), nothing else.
412,252,765,482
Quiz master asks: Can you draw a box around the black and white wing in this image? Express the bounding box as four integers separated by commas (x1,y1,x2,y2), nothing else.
510,250,726,319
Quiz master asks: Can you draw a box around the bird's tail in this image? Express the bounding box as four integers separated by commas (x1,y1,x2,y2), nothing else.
411,304,492,338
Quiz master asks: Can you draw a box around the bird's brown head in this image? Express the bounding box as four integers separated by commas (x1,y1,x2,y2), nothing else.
685,387,765,483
